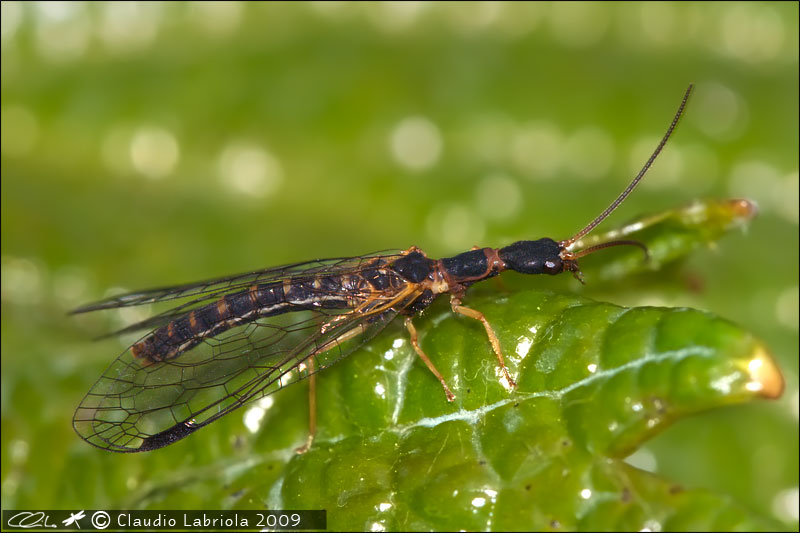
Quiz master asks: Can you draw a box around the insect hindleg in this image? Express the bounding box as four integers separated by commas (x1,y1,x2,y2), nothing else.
295,357,317,455
450,297,517,388
404,317,456,402
295,323,368,454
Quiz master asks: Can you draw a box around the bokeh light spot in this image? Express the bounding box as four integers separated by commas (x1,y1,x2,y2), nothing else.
562,126,615,181
511,121,563,180
98,1,162,53
130,126,180,180
1,256,44,305
475,172,522,220
1,1,24,44
218,141,284,197
549,2,609,48
33,1,90,63
426,204,485,251
390,116,442,172
691,82,747,141
190,1,243,37
721,4,785,63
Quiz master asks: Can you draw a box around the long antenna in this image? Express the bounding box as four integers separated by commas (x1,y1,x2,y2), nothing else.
560,84,693,249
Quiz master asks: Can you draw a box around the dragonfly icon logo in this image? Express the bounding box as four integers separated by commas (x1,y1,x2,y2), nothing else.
62,510,85,528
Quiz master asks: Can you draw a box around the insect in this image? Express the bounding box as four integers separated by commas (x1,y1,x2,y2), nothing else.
72,85,693,453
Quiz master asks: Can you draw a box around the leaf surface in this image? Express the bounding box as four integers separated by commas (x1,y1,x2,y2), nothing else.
268,289,782,531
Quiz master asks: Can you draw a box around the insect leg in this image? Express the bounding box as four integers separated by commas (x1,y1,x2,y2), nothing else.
295,322,369,454
404,317,456,402
295,358,316,455
450,296,518,388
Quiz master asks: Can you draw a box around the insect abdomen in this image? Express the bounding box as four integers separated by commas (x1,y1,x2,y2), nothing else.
131,283,281,362
130,273,393,363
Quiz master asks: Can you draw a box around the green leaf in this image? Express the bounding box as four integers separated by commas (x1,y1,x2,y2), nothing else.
576,198,758,281
265,290,783,531
107,199,782,530
116,290,783,530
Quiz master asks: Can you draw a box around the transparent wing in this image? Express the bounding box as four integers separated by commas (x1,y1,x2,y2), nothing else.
71,251,402,315
73,251,404,339
73,299,415,452
72,250,422,452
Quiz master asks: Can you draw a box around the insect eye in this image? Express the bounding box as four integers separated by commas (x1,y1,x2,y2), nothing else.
543,260,562,274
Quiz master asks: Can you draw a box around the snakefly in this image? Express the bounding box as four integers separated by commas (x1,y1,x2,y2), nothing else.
72,85,693,453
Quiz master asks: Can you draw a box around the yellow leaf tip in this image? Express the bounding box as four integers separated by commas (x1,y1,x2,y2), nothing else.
727,198,758,221
745,345,784,399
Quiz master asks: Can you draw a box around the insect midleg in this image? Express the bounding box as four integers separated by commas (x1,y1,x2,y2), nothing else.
404,317,456,402
450,296,517,388
291,284,428,453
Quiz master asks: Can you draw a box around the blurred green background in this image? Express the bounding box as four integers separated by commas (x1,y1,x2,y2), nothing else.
1,0,797,528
